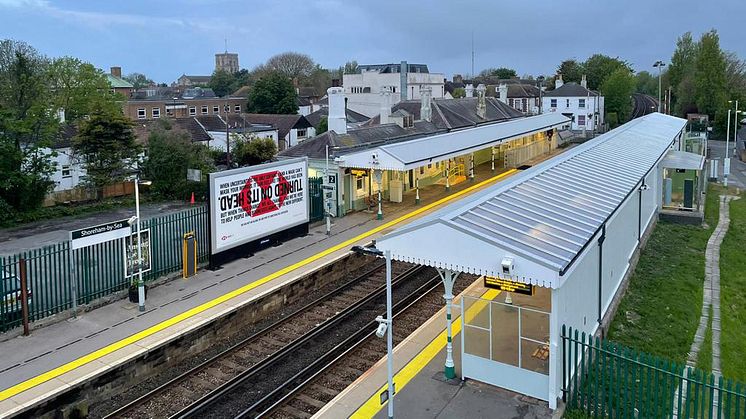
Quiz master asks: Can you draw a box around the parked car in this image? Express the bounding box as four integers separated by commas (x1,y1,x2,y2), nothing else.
2,268,32,320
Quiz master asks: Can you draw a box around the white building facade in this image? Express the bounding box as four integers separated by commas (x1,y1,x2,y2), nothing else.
542,75,604,132
343,62,445,117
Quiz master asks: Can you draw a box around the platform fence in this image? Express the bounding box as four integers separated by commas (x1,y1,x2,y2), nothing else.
0,205,209,333
562,325,746,418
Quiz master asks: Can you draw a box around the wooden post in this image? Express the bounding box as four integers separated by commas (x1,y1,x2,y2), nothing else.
19,257,30,336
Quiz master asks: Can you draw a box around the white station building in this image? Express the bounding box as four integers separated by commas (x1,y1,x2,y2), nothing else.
375,113,688,409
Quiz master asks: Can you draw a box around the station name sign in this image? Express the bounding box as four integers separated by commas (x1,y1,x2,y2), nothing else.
70,219,131,250
484,276,533,295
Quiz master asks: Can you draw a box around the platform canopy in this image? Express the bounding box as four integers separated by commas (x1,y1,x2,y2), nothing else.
336,113,570,171
661,149,705,170
375,113,687,289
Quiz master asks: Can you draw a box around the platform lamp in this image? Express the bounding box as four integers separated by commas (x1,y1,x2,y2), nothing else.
351,245,394,419
536,75,545,114
653,61,666,113
132,175,152,312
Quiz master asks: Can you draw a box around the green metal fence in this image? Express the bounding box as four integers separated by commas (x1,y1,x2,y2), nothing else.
309,176,324,222
562,326,746,418
0,205,209,333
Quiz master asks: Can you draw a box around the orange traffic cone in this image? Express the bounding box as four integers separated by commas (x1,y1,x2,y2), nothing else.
190,192,195,205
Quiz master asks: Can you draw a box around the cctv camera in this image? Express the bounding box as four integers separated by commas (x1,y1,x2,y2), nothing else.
376,322,388,338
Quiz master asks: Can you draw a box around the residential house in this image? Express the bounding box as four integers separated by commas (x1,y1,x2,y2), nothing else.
243,113,314,150
489,82,541,115
343,61,446,117
542,75,604,131
305,107,370,131
177,74,212,87
107,66,134,98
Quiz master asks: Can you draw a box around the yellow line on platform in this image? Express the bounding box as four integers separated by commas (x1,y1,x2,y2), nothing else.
0,170,516,403
351,288,501,419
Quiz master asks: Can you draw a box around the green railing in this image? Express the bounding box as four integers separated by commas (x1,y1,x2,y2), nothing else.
562,326,746,418
0,205,209,333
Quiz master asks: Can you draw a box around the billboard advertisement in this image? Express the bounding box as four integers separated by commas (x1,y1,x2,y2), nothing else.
209,157,309,254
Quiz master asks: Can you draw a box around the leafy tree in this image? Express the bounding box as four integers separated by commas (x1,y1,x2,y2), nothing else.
667,32,697,95
316,116,328,134
694,30,727,119
48,56,119,121
0,39,57,211
635,71,658,95
73,110,141,196
478,67,517,80
452,87,465,98
141,120,213,199
343,60,359,74
265,52,315,80
557,59,584,84
583,54,631,90
601,68,636,123
209,69,236,97
123,72,154,89
233,136,277,166
307,65,333,98
247,71,298,114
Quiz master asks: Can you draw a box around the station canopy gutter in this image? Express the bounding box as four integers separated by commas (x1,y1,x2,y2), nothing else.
375,113,688,289
661,149,705,170
337,113,570,171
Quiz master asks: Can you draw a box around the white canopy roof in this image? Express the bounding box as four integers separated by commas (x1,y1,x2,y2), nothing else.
662,150,705,170
375,113,687,289
336,113,570,171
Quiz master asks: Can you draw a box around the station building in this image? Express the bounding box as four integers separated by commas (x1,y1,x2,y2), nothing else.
279,86,569,217
375,113,690,409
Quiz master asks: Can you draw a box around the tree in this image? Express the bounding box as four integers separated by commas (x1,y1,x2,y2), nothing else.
209,69,235,97
635,71,658,95
478,67,518,80
667,32,698,94
307,65,333,98
265,52,315,80
694,30,727,119
73,110,141,195
247,72,298,114
141,120,213,199
0,39,57,211
316,116,328,134
583,54,631,90
47,56,119,121
343,60,359,74
233,136,277,166
601,68,636,124
452,87,465,98
123,72,153,89
557,59,584,84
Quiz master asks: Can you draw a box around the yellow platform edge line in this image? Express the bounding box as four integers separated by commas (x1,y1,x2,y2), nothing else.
0,170,516,402
351,288,501,419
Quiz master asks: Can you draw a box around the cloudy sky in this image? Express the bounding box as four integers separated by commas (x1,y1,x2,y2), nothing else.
1,0,745,83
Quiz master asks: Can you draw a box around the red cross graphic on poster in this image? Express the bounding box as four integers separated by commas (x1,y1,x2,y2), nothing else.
240,170,291,217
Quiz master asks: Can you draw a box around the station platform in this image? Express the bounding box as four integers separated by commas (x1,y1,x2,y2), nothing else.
313,278,556,419
0,161,528,417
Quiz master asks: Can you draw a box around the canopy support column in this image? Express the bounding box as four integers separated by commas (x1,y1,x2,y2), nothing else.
374,169,383,220
445,160,451,191
415,173,420,205
437,268,461,379
491,146,496,172
469,153,475,181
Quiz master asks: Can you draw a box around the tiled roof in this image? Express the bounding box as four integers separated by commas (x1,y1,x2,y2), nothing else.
305,107,371,127
543,82,599,97
243,114,312,139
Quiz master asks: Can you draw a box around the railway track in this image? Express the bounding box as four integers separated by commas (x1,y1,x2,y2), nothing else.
102,259,418,419
631,93,658,120
252,272,471,419
175,264,444,418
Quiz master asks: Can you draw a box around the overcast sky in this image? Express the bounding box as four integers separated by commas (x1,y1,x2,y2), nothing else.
2,0,745,83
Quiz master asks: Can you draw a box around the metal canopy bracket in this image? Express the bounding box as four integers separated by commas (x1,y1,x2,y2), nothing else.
437,268,461,379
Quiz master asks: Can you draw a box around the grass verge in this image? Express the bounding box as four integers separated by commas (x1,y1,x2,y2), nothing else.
606,184,719,364
720,190,746,382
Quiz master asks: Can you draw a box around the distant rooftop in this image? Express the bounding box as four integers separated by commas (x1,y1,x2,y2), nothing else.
357,63,430,74
106,74,133,89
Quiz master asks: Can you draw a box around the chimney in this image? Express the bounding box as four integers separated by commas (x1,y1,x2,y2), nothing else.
465,83,475,98
497,83,508,104
580,74,587,88
400,60,408,100
110,66,122,78
555,74,564,89
380,86,392,125
476,84,487,119
420,86,432,122
327,87,347,134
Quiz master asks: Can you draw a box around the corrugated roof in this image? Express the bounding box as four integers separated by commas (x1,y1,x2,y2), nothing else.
661,150,705,170
376,113,687,287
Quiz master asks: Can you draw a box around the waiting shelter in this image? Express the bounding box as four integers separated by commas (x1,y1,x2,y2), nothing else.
375,113,688,409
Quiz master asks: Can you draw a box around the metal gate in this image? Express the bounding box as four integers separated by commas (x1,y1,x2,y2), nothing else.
461,295,551,401
308,176,324,222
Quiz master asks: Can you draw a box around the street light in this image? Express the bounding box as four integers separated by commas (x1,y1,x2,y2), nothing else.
351,245,394,419
536,75,545,114
653,61,666,113
133,176,152,312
